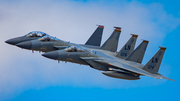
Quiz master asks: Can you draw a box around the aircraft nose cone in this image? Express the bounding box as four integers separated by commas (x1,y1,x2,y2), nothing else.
5,38,21,45
42,51,58,60
16,41,32,49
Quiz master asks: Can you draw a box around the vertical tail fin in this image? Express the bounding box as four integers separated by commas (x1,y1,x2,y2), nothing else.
125,40,149,63
85,25,104,46
100,27,121,52
116,34,138,59
142,47,166,73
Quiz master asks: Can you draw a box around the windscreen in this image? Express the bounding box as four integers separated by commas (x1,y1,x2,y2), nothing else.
38,36,60,41
26,31,48,37
64,46,87,52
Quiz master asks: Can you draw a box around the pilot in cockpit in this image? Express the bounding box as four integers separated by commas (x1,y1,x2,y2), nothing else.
26,31,47,37
64,46,86,52
38,36,60,42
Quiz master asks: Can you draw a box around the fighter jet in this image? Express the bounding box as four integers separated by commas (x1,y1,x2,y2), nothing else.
5,31,48,45
15,25,104,52
42,28,174,81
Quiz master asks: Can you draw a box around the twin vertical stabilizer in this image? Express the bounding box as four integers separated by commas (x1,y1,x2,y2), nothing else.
116,34,138,59
142,47,166,73
85,25,104,46
100,27,121,52
125,40,149,63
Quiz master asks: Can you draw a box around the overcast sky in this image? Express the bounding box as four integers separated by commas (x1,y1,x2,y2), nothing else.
0,0,180,101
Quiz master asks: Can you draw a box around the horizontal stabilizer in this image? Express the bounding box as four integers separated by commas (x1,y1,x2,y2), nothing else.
125,40,149,63
85,25,104,46
100,27,121,52
116,34,138,59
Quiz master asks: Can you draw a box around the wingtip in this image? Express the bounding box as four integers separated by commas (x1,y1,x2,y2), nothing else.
160,76,176,81
165,78,176,81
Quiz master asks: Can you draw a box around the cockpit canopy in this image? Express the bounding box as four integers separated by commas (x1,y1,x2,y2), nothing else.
64,46,87,52
26,31,47,37
38,36,60,41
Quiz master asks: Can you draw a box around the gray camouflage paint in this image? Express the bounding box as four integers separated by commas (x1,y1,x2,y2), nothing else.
42,41,174,81
100,27,121,52
116,34,138,59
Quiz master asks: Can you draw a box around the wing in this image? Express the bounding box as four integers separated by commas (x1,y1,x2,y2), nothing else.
80,57,175,81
